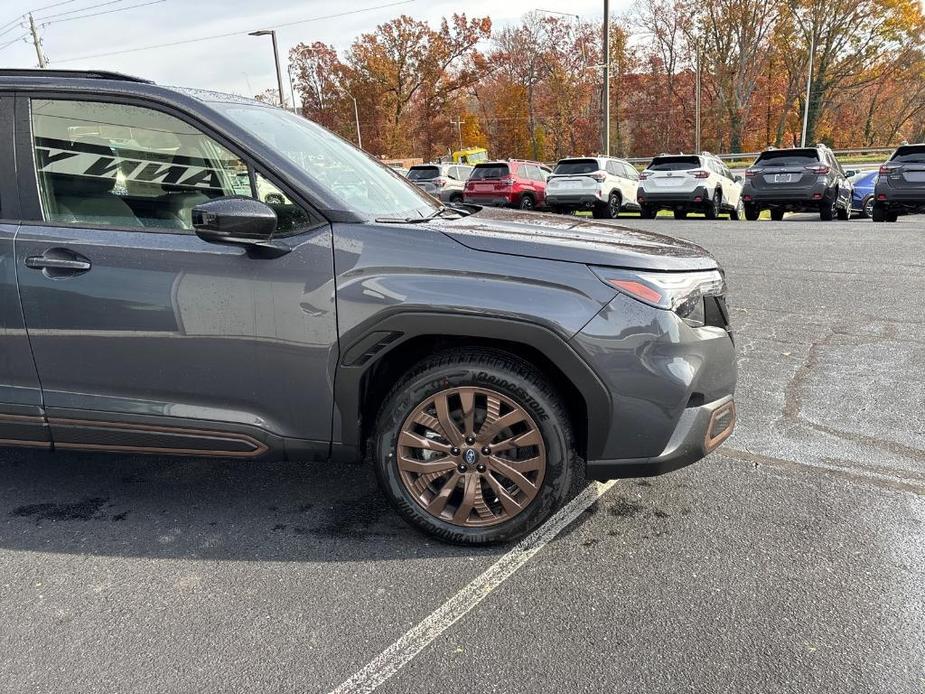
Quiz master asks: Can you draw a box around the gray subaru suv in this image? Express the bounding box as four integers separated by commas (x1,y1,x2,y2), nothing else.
0,70,736,544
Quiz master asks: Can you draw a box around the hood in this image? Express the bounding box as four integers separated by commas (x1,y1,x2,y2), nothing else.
429,207,718,272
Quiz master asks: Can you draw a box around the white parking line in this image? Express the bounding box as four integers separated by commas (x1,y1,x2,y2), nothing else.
328,480,617,694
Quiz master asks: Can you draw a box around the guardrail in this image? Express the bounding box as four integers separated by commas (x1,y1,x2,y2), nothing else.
623,146,895,165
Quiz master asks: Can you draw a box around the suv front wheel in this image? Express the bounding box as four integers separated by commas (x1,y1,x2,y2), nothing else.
374,349,576,544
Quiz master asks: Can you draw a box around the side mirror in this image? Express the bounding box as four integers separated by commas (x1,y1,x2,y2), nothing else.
735,175,744,184
192,197,289,258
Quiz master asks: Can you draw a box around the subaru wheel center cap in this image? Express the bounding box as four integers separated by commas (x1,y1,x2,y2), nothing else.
463,448,479,466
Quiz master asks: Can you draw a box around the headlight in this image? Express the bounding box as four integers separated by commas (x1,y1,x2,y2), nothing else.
590,266,726,327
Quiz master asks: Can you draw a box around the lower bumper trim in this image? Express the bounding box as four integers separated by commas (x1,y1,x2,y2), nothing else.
585,395,736,480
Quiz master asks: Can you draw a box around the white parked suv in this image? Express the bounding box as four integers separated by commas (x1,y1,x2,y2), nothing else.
546,156,641,218
637,152,744,220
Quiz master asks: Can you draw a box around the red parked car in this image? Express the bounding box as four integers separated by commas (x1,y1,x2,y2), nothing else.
463,159,552,210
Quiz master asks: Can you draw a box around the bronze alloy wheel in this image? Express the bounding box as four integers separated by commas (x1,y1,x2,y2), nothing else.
396,386,547,528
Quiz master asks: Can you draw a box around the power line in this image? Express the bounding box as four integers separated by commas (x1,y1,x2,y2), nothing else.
53,0,415,63
34,0,134,22
0,32,29,52
40,0,164,26
0,0,77,32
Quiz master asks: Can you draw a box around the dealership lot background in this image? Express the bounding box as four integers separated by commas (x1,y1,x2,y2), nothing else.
1,216,921,693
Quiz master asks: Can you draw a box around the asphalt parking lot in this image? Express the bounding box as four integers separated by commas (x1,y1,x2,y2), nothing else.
1,214,923,694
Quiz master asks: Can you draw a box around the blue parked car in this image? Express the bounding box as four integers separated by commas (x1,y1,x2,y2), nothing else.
849,170,878,218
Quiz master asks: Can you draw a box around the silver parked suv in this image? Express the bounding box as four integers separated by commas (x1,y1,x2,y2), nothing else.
546,156,641,218
407,163,472,203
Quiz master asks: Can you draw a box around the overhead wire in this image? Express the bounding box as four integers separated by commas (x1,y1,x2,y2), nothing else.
52,0,415,63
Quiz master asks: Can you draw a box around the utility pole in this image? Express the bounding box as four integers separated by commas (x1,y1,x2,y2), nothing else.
286,63,299,115
695,44,701,153
249,30,285,108
800,28,815,148
602,0,610,155
27,13,48,68
450,116,464,150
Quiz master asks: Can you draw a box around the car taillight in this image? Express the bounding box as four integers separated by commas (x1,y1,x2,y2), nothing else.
745,168,759,178
590,172,606,182
590,267,726,328
692,170,710,179
639,171,650,180
804,164,830,175
879,164,898,175
500,178,514,186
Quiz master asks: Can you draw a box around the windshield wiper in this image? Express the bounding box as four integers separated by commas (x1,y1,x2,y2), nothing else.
376,205,473,224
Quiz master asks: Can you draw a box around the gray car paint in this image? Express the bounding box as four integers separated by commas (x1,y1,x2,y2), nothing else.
0,72,735,473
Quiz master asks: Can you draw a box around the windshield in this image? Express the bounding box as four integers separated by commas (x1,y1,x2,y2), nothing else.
408,166,440,181
649,157,700,171
554,159,599,175
470,164,509,180
891,146,925,164
212,103,438,219
755,150,819,167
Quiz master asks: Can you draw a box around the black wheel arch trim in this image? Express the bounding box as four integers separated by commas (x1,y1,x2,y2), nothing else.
333,311,613,460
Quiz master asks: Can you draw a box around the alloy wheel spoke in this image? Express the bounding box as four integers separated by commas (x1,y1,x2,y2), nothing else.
453,472,480,523
487,455,538,494
398,429,452,455
478,410,527,444
427,472,461,515
490,428,541,453
433,392,463,446
459,389,476,438
397,455,457,476
482,472,524,516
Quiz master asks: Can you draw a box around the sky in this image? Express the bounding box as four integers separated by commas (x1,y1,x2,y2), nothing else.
0,0,624,98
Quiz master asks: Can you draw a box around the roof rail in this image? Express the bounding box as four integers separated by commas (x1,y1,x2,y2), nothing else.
0,69,154,83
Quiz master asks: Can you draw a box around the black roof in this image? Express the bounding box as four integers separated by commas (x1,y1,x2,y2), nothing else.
0,69,153,83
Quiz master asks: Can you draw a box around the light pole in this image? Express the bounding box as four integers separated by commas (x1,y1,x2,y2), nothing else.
800,27,816,148
286,63,299,115
249,29,285,109
602,0,610,155
344,90,362,150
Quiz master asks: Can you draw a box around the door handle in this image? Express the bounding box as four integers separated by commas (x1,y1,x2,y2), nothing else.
25,248,92,277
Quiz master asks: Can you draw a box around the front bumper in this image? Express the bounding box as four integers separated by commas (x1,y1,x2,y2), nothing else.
571,292,737,477
585,396,735,479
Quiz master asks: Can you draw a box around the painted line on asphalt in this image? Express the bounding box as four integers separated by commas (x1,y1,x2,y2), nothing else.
328,479,617,694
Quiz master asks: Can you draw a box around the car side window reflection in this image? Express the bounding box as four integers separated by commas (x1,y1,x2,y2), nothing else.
254,172,313,235
30,99,248,231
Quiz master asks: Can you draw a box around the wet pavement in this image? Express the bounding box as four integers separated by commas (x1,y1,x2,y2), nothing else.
0,214,923,693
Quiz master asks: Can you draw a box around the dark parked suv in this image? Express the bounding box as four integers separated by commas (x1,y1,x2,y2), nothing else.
0,70,736,544
741,145,853,221
872,143,925,222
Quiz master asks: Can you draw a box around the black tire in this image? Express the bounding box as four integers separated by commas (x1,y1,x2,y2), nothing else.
860,196,874,219
373,348,576,545
729,197,744,221
704,189,721,220
605,191,621,219
448,193,464,205
820,194,837,221
673,209,688,220
744,203,760,221
639,204,657,219
837,197,850,221
770,208,785,221
871,203,886,222
886,211,899,222
518,194,535,210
